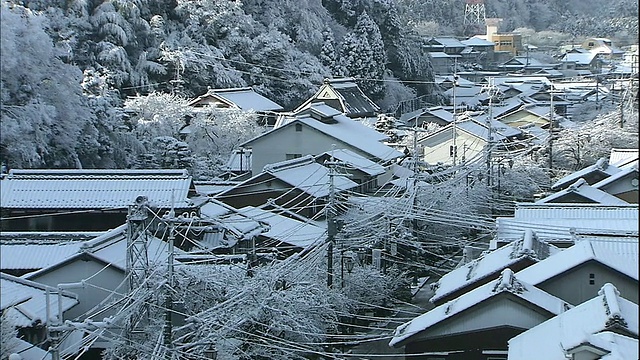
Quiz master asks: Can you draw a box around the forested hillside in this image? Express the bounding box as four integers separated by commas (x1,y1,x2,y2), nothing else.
1,0,637,172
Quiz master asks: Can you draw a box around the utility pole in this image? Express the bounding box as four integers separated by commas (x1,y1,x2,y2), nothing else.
452,66,459,166
163,193,176,359
548,88,555,186
484,77,496,187
620,81,625,128
326,147,337,288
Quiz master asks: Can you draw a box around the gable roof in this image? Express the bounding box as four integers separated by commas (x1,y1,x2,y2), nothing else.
430,229,560,304
593,166,639,190
390,268,570,348
217,155,359,200
0,169,196,209
552,158,622,190
294,78,380,117
609,148,639,169
315,148,386,176
0,240,84,272
188,87,284,112
461,37,495,46
237,206,326,249
561,52,598,65
430,37,467,48
1,272,78,327
515,239,639,285
536,178,630,205
399,106,455,126
23,225,183,277
244,103,402,163
507,283,638,360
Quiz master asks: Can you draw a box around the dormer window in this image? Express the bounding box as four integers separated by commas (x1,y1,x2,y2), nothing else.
295,123,302,132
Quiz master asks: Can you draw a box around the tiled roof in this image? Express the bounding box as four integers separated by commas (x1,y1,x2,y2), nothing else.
552,158,622,190
1,272,78,327
189,87,284,111
238,206,326,249
390,268,569,348
430,229,560,303
515,239,639,284
263,155,359,198
0,242,83,271
535,178,629,205
508,283,638,360
316,148,386,176
495,204,639,242
0,169,195,209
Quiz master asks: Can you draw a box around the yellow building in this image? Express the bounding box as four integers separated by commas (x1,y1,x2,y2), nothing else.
492,33,522,55
485,18,523,56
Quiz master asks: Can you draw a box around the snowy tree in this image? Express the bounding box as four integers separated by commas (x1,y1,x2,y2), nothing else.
320,27,342,77
124,92,266,178
0,3,96,169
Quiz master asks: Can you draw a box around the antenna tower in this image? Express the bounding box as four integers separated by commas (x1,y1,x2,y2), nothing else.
463,0,486,35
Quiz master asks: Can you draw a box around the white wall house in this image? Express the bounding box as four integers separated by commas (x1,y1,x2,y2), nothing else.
241,103,403,176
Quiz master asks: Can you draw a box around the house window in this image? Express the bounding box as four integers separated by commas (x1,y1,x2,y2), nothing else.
286,154,302,160
588,42,595,47
295,123,302,132
589,273,595,285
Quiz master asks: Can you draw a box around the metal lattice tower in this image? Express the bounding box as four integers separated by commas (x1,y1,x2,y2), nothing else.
464,0,486,26
125,195,151,342
127,195,150,292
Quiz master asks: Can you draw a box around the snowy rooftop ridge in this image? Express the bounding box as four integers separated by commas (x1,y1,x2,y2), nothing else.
430,229,557,304
390,268,570,348
507,283,639,360
600,283,628,330
0,169,195,209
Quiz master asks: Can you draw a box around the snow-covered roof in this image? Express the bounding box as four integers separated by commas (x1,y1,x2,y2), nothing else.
431,37,467,48
194,181,239,197
495,204,639,243
189,87,284,111
0,169,195,209
562,52,598,64
0,242,83,271
535,178,629,205
293,115,402,162
593,166,638,190
428,51,451,58
469,114,523,138
294,78,380,116
461,37,494,46
609,148,639,169
552,158,622,190
390,268,570,348
515,239,639,285
1,272,78,327
430,229,560,303
507,283,638,360
262,156,359,198
238,206,326,249
85,225,186,270
3,337,52,360
245,103,401,163
21,225,184,278
490,76,552,87
316,148,386,176
519,124,549,145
